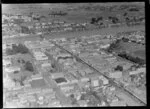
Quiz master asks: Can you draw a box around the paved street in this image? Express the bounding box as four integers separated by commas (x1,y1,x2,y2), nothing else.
51,41,146,106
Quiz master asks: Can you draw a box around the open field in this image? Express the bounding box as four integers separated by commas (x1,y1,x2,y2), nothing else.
112,41,145,60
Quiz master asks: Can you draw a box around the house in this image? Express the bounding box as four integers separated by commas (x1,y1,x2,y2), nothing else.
129,67,146,75
60,85,74,92
51,73,64,79
137,67,146,73
3,59,11,66
64,27,72,31
81,77,90,82
109,71,122,79
56,53,71,59
35,55,48,61
31,74,43,80
30,78,48,89
100,44,110,49
91,79,99,87
99,76,109,85
77,100,87,107
78,69,86,77
70,79,78,84
33,51,48,61
41,62,51,68
84,68,93,74
4,66,20,73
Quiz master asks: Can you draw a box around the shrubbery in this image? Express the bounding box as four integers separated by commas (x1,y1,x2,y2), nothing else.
6,43,29,55
24,61,34,72
114,65,123,71
118,52,145,65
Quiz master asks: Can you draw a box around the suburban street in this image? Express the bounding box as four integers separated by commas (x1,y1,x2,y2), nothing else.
51,41,146,106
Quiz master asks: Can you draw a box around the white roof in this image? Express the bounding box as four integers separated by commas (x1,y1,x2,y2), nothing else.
92,79,99,87
81,77,89,82
109,71,122,79
3,59,11,65
137,67,146,73
35,56,48,61
51,73,64,79
41,63,51,67
4,66,20,72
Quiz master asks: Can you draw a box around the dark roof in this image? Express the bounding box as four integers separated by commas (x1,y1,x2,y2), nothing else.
54,77,67,84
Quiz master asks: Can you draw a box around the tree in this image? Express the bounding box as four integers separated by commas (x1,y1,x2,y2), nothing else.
19,75,27,86
123,12,128,16
128,7,139,12
13,71,19,74
6,48,15,55
21,59,25,64
70,94,77,105
114,65,123,71
21,26,31,34
122,37,129,42
80,93,86,100
6,43,29,55
24,61,34,72
91,17,97,24
97,17,103,21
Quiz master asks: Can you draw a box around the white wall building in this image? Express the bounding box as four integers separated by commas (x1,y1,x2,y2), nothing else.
109,71,122,79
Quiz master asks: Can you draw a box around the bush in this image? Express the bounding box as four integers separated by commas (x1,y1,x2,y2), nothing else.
107,39,121,52
122,37,129,42
21,26,31,34
91,17,97,24
6,43,29,55
118,52,145,65
114,65,123,71
24,61,34,72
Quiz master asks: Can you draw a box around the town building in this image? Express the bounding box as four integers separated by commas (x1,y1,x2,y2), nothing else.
109,71,122,79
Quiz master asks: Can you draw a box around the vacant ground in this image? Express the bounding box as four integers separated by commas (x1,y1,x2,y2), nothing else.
112,41,145,60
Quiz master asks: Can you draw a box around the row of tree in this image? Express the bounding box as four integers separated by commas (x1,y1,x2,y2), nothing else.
118,52,145,65
90,17,103,25
107,39,122,52
107,39,145,65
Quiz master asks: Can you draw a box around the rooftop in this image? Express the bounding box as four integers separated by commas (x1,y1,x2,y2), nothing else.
54,77,67,84
30,78,48,89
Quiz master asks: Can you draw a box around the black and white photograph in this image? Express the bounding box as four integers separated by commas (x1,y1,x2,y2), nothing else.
2,2,146,107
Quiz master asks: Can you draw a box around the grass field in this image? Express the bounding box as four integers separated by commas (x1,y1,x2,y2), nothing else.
113,41,145,60
133,49,145,60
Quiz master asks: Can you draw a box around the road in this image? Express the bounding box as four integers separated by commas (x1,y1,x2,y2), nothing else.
51,41,146,106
